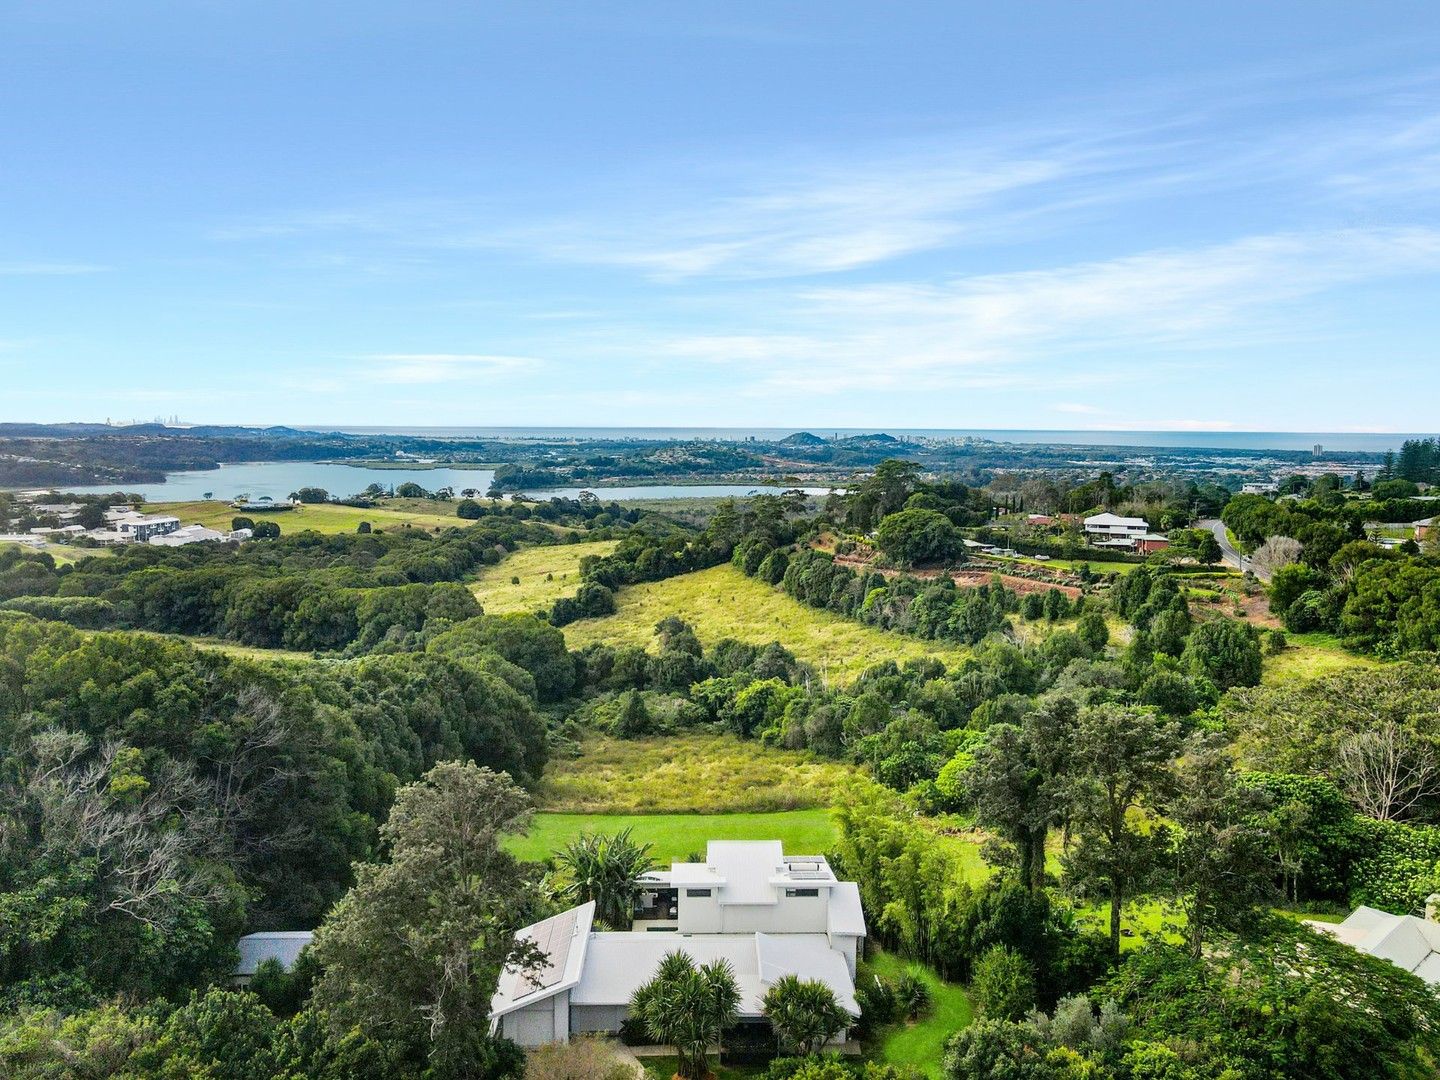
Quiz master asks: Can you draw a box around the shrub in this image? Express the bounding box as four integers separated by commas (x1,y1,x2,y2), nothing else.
970,946,1035,1021
894,969,933,1021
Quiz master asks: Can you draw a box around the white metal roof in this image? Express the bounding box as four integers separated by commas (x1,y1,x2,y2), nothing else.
1084,513,1148,527
489,901,595,1018
234,931,313,976
827,882,866,938
571,931,858,1017
705,841,785,905
1307,906,1440,984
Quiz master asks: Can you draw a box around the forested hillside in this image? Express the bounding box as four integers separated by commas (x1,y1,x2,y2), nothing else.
2,460,1440,1079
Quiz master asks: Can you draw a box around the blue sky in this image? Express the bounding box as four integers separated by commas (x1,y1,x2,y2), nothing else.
3,1,1440,431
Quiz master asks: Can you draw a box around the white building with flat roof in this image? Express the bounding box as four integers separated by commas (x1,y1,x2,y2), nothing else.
1083,512,1150,540
489,841,866,1047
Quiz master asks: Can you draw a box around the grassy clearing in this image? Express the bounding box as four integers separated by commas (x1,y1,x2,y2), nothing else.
1262,631,1379,685
563,564,971,684
505,809,837,864
470,540,619,615
142,500,462,534
864,947,972,1078
538,733,858,813
0,540,110,566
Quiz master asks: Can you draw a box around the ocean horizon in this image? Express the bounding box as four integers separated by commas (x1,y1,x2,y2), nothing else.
310,426,1422,454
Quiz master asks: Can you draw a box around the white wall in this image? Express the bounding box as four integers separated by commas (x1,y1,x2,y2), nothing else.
500,991,569,1046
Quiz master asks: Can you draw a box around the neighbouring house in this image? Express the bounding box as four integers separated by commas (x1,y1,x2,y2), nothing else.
1417,517,1435,543
30,502,85,519
0,534,44,547
105,511,182,542
1306,902,1440,985
1136,532,1170,554
232,931,313,987
1082,512,1150,543
488,841,866,1048
1026,514,1055,526
1240,482,1279,496
149,524,228,546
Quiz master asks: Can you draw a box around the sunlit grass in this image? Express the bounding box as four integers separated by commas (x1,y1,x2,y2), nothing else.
864,947,972,1078
505,809,837,864
470,539,619,615
538,732,858,813
562,564,971,684
1261,631,1379,685
143,499,463,534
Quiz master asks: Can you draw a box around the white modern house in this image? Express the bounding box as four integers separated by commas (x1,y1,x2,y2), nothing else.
1082,512,1150,541
1306,904,1440,985
100,510,182,542
149,524,229,546
489,841,866,1048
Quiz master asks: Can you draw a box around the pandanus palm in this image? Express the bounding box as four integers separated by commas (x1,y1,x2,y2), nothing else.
556,827,656,929
631,952,739,1080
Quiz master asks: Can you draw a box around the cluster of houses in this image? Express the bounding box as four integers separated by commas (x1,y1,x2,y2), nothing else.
1,501,250,549
236,840,866,1050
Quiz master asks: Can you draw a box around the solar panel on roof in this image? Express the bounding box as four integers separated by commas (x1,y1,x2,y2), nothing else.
521,907,576,992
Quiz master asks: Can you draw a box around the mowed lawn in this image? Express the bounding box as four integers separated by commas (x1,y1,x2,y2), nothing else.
143,500,463,534
562,564,971,683
865,947,973,1078
470,540,619,615
537,733,857,813
505,809,837,864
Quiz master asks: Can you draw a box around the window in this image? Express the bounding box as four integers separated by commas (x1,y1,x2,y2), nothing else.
785,888,820,898
685,888,713,897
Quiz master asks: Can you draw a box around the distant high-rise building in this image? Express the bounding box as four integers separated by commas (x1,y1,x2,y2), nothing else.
1313,444,1324,458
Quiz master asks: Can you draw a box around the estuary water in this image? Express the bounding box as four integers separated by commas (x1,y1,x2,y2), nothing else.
63,461,836,503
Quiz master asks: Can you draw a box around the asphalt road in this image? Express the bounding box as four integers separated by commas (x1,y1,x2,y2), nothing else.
1198,518,1268,580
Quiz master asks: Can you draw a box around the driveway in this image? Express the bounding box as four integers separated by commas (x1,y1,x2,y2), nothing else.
1198,518,1267,581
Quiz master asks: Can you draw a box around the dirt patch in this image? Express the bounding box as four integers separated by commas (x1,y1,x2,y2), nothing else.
832,552,1082,598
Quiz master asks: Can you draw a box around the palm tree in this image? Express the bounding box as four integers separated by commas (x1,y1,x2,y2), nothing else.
760,974,850,1055
630,952,740,1080
556,827,655,929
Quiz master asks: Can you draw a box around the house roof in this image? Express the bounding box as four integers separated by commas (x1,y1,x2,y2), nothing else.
1307,906,1440,984
827,882,866,938
490,901,596,1019
235,931,313,976
1084,513,1148,528
570,931,859,1017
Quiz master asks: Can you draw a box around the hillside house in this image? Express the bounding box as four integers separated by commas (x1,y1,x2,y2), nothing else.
1082,512,1149,542
1417,517,1435,543
148,524,232,546
488,841,865,1047
105,511,181,542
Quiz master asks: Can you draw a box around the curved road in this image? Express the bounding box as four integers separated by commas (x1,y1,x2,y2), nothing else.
1198,518,1267,581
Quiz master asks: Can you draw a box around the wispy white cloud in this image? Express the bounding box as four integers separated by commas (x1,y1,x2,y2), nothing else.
640,226,1440,393
0,262,108,275
358,353,543,384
